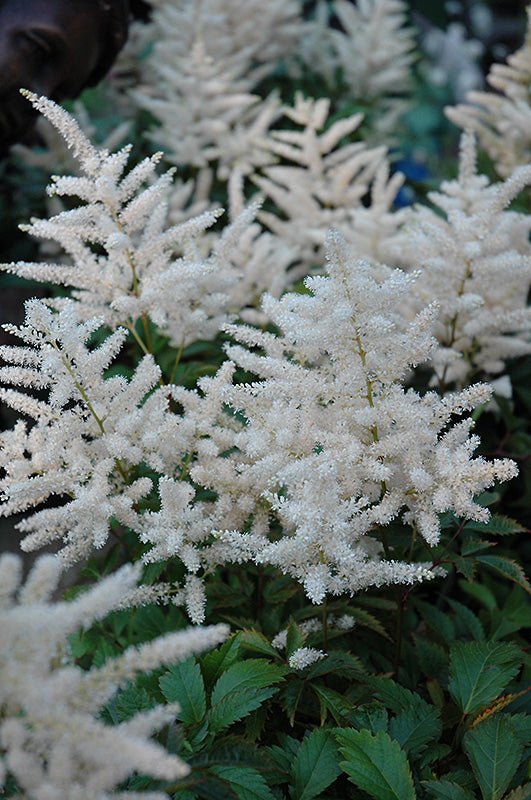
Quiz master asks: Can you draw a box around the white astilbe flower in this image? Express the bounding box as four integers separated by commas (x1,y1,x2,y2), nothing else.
0,300,179,566
0,554,228,800
252,94,392,269
330,0,416,138
2,92,240,348
422,22,483,102
447,8,531,176
199,234,517,603
288,648,326,670
404,131,531,386
134,0,300,174
271,614,356,649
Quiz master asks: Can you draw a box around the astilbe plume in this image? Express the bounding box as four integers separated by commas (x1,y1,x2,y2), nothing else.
134,0,301,175
0,300,174,567
0,553,228,800
405,131,531,387
157,234,517,604
252,94,396,269
3,91,244,350
447,7,531,176
331,0,416,137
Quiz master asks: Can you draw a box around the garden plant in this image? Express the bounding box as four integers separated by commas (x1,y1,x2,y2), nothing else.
0,1,530,798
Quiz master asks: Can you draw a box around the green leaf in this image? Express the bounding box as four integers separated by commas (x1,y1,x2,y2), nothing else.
503,784,531,800
159,658,206,725
352,607,392,640
350,705,389,734
448,642,522,715
463,715,524,800
414,636,448,681
209,765,275,800
312,685,354,724
211,660,286,704
106,684,154,724
464,515,526,536
368,677,431,714
336,728,416,800
458,580,497,612
201,633,242,692
423,780,477,800
447,599,485,641
209,687,279,733
388,704,442,756
240,630,280,660
475,556,531,594
291,729,341,800
286,621,305,658
415,600,455,644
208,659,285,733
305,650,364,680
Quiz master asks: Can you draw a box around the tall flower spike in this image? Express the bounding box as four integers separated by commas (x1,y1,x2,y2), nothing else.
134,0,300,173
0,300,164,566
446,7,531,177
252,94,390,270
195,234,517,603
404,131,531,387
0,554,228,800
330,0,416,138
2,92,239,349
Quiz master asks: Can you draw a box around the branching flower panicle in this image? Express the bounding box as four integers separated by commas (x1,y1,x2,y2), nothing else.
0,553,228,799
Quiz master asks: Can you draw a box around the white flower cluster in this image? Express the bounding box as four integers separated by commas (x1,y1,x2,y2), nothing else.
253,94,404,270
447,7,531,176
201,235,517,602
0,96,523,611
4,92,244,349
0,300,167,566
288,0,416,139
134,0,300,174
405,132,531,386
0,553,228,799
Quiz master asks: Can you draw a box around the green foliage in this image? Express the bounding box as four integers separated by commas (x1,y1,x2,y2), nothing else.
336,728,416,800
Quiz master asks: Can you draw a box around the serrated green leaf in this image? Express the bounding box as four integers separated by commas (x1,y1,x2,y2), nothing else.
418,743,452,769
291,729,341,800
106,684,154,724
475,556,531,594
449,642,522,715
208,686,279,733
388,704,442,756
464,515,526,536
209,765,275,800
415,600,455,643
504,783,531,800
350,705,389,734
447,599,485,641
305,650,364,680
240,630,280,660
352,607,392,640
282,679,305,727
458,580,497,612
312,685,354,724
201,633,242,692
368,677,431,714
461,539,495,556
286,621,305,658
336,728,416,800
414,636,448,681
211,660,286,705
423,780,477,800
206,657,285,732
159,658,206,725
463,715,523,800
